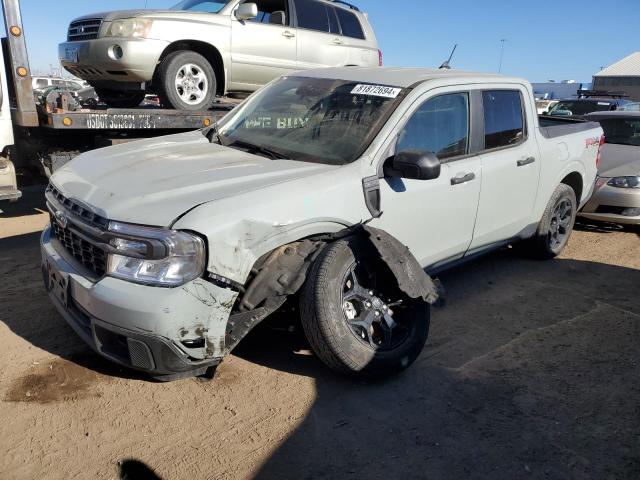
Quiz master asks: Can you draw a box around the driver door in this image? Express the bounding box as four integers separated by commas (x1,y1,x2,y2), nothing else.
230,0,297,88
371,90,482,269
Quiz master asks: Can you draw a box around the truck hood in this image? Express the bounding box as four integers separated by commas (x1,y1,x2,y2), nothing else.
50,131,339,227
599,144,640,178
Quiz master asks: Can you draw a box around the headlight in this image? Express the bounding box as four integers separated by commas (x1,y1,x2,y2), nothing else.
106,221,205,287
607,176,640,189
103,18,153,38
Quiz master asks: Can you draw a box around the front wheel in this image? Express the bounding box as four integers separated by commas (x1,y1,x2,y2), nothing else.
523,183,577,259
300,239,430,379
156,50,216,111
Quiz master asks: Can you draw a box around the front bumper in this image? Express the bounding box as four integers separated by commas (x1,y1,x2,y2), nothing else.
41,225,237,380
59,37,169,84
579,179,640,225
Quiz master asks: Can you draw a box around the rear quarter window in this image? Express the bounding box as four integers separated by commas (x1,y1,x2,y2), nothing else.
482,90,525,150
335,7,365,39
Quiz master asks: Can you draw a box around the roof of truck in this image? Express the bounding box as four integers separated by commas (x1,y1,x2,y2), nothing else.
294,67,525,88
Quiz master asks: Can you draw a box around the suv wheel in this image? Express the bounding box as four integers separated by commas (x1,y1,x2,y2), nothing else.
157,51,216,111
300,239,430,379
95,88,146,108
523,183,577,259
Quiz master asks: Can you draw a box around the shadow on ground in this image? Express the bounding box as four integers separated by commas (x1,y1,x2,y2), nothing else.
0,185,46,218
0,232,151,382
236,247,640,480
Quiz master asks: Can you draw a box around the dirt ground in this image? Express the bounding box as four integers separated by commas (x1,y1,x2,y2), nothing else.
1,186,639,480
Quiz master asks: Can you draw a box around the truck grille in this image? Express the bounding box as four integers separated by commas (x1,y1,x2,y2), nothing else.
51,219,108,277
67,18,102,41
46,184,109,278
47,184,109,230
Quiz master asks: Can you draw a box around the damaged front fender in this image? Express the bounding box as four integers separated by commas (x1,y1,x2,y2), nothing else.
223,225,440,353
361,225,440,304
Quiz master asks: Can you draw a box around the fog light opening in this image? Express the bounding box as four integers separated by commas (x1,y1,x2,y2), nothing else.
621,207,640,217
109,45,124,60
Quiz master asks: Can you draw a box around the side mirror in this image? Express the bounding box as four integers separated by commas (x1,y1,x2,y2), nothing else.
542,111,549,116
384,150,441,180
235,3,258,21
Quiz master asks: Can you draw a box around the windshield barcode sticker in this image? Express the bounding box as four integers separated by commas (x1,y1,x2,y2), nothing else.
351,84,402,98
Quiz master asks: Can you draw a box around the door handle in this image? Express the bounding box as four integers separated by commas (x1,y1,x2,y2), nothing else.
282,30,295,38
451,172,476,185
517,156,536,167
332,38,345,45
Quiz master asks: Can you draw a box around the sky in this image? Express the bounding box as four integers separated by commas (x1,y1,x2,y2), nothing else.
17,0,640,82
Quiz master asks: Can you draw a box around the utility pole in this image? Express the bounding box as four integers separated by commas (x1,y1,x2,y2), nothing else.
498,38,507,73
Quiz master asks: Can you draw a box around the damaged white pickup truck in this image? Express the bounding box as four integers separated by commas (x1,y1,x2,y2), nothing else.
41,67,603,380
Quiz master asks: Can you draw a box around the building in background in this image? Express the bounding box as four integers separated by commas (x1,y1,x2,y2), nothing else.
593,52,640,101
531,81,589,100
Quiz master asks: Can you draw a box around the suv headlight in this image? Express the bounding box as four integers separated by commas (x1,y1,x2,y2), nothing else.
103,18,153,38
607,176,640,189
106,221,205,287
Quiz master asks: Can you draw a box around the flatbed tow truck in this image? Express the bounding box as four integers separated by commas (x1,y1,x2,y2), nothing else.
0,0,239,201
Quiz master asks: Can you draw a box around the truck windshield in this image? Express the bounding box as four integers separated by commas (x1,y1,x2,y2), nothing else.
217,76,405,165
598,118,640,146
171,0,229,13
549,100,613,116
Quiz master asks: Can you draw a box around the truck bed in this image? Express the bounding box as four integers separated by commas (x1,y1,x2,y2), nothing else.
538,115,601,139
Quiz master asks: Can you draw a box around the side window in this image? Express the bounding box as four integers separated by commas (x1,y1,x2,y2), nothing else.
327,6,340,34
482,90,525,150
335,8,365,39
244,0,289,25
397,93,470,160
294,0,329,32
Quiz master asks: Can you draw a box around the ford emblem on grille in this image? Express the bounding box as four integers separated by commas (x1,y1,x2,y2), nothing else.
54,210,68,228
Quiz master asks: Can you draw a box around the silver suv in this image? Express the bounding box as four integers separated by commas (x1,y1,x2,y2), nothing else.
58,0,380,110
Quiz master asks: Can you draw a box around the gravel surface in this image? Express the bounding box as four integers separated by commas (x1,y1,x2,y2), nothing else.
1,187,639,480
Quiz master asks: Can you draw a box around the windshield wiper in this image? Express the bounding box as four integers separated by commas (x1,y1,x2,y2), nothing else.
227,139,288,160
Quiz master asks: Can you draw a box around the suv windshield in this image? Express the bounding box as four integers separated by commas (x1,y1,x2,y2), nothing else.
218,76,405,165
549,100,613,116
598,118,640,146
171,0,230,13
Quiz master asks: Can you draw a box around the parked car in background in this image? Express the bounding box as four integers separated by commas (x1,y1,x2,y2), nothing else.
547,90,631,118
32,76,84,95
41,67,602,381
580,111,640,227
536,99,558,115
58,0,381,110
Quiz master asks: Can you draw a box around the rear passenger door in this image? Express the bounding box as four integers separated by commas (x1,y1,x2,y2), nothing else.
373,90,482,268
292,0,348,68
469,88,541,251
332,5,374,66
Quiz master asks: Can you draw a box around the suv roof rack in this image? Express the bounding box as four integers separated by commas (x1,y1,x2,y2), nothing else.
327,0,360,11
577,89,629,99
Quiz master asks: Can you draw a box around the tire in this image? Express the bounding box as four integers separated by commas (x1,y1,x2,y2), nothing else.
300,239,430,379
94,88,145,108
156,50,216,111
523,183,577,259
